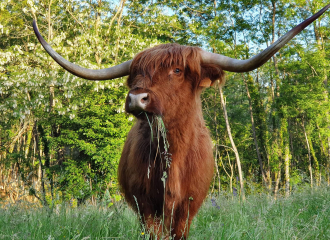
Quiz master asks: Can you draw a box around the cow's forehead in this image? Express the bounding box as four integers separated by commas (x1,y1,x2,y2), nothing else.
127,43,203,87
130,44,202,74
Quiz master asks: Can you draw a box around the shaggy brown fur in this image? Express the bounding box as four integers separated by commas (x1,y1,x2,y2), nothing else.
118,43,225,239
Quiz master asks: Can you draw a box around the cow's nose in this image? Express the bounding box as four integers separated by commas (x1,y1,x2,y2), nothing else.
128,93,149,111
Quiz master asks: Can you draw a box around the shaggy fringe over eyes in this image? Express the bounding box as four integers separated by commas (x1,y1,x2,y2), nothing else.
130,43,202,80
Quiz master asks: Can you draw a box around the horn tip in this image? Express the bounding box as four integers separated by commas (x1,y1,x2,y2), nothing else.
32,19,38,32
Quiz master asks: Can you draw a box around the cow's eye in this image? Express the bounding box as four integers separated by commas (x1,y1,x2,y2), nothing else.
174,68,181,74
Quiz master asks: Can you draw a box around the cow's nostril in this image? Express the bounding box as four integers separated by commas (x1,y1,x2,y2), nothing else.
141,96,149,103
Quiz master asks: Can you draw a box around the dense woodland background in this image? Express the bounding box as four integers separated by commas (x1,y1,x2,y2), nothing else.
0,0,330,206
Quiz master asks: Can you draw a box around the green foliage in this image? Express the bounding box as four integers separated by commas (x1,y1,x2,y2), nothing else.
1,0,330,203
56,84,132,199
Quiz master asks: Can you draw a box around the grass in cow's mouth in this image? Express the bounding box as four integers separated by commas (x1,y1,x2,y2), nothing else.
145,113,172,178
155,115,171,169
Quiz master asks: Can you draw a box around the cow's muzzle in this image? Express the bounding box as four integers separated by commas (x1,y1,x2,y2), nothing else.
128,93,150,112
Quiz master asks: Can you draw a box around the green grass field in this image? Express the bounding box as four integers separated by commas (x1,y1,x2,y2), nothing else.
1,187,330,240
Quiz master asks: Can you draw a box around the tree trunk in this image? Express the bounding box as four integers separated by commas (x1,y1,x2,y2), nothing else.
114,0,126,63
328,137,330,186
308,135,320,186
274,167,281,199
243,74,267,186
284,144,290,196
47,0,53,42
213,89,221,194
302,121,313,188
219,86,245,200
280,118,290,196
214,147,221,194
219,150,233,193
34,122,48,206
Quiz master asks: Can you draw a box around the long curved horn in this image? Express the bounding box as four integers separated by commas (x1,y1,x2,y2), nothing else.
202,4,330,72
33,20,131,80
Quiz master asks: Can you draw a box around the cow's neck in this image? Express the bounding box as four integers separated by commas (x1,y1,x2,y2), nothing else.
162,99,205,155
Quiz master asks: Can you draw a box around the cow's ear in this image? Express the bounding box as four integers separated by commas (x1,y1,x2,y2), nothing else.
199,64,225,88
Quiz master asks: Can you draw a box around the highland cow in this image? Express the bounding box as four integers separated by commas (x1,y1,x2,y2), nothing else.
33,4,330,238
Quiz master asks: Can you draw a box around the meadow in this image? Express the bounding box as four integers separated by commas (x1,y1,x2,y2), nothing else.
1,186,329,240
